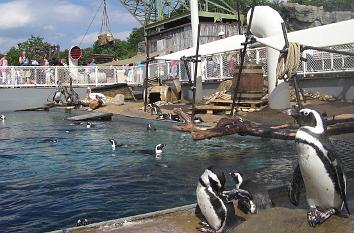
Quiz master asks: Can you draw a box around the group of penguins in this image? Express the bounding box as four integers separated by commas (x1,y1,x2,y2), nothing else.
147,103,204,123
195,108,351,232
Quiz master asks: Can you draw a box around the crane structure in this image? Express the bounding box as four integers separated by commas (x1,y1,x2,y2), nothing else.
119,0,239,26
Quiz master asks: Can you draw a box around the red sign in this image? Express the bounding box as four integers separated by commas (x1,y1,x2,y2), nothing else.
70,46,82,60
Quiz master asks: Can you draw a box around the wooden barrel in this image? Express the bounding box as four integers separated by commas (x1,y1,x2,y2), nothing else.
232,64,264,92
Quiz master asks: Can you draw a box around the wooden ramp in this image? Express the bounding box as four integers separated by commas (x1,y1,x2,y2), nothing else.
67,112,113,121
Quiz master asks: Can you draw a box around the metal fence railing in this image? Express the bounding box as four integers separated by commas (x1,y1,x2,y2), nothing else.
0,44,353,88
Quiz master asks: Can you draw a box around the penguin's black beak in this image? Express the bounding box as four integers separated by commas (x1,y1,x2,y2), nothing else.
283,107,303,125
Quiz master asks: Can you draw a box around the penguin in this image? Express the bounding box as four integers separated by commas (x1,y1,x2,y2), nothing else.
288,108,350,227
133,144,165,157
76,218,88,227
194,116,204,124
147,123,156,131
156,113,169,120
86,122,93,128
148,103,162,115
155,143,165,155
108,139,124,150
0,115,5,121
168,113,182,122
196,166,239,233
229,171,271,213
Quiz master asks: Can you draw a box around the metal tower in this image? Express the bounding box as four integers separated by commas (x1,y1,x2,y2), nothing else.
119,0,239,26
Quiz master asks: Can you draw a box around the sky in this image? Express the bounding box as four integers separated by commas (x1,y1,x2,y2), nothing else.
0,0,141,53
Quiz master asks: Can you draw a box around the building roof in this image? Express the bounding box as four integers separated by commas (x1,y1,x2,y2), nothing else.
99,51,164,66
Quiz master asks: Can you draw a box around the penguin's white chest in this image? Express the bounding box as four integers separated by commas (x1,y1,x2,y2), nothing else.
296,142,341,209
196,183,224,231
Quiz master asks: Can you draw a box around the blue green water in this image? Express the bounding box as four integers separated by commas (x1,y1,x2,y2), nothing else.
0,111,297,232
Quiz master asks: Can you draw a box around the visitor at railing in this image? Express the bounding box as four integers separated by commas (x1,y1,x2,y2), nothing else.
18,50,33,84
0,53,9,84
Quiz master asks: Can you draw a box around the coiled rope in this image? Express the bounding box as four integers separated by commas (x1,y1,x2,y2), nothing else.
276,42,301,83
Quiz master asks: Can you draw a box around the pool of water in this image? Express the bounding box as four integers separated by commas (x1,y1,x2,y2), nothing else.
0,111,300,232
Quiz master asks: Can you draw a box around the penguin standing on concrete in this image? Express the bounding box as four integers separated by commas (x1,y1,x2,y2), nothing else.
196,166,239,233
288,108,350,227
228,172,264,214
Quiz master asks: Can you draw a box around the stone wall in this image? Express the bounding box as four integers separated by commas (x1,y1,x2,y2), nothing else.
278,3,354,31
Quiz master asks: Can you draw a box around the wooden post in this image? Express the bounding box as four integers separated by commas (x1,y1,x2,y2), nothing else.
144,33,150,112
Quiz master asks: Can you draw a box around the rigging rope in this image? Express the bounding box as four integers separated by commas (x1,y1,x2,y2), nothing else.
276,42,301,83
79,0,104,46
100,0,112,34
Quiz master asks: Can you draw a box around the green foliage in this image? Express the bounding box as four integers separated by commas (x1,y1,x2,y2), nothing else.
127,27,145,53
84,26,145,62
17,35,51,60
288,0,354,11
7,47,20,66
6,35,52,65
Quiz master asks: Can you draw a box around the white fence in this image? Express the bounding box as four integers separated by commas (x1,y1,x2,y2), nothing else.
0,44,353,88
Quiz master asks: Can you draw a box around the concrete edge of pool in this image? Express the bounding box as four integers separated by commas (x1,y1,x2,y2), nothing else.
50,107,180,129
48,203,197,233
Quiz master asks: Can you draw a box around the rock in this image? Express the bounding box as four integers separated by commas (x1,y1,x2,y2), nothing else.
233,207,354,233
89,100,102,110
279,3,354,31
109,94,125,105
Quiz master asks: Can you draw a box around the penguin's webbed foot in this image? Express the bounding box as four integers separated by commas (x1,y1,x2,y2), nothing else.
197,222,216,233
307,207,336,227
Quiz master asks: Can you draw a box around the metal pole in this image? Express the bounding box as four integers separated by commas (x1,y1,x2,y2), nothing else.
236,0,241,34
191,24,201,122
230,5,255,116
143,33,150,112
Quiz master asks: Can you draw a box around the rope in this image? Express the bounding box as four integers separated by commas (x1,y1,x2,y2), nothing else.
79,0,104,46
276,42,301,82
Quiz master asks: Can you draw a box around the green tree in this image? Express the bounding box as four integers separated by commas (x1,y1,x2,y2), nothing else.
90,27,145,60
7,35,52,65
127,27,144,55
17,35,51,60
7,47,20,66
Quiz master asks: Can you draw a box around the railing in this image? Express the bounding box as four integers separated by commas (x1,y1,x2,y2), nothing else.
0,44,353,88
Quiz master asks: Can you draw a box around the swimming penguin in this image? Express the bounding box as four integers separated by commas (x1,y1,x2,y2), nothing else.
146,123,156,131
288,108,350,227
0,115,5,121
108,139,124,150
196,166,239,233
229,171,271,213
133,144,165,156
86,122,93,128
155,143,165,155
76,218,88,226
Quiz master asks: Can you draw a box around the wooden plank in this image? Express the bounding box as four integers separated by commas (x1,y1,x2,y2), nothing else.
210,99,267,104
67,112,113,121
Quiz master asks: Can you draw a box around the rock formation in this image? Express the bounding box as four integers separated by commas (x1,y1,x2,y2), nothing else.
278,3,354,31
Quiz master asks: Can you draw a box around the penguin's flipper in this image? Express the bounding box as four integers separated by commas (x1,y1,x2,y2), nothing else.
332,157,350,215
288,164,304,206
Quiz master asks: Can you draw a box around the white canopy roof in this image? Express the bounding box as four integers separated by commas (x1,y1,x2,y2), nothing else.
156,19,354,61
156,35,245,60
257,19,354,51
